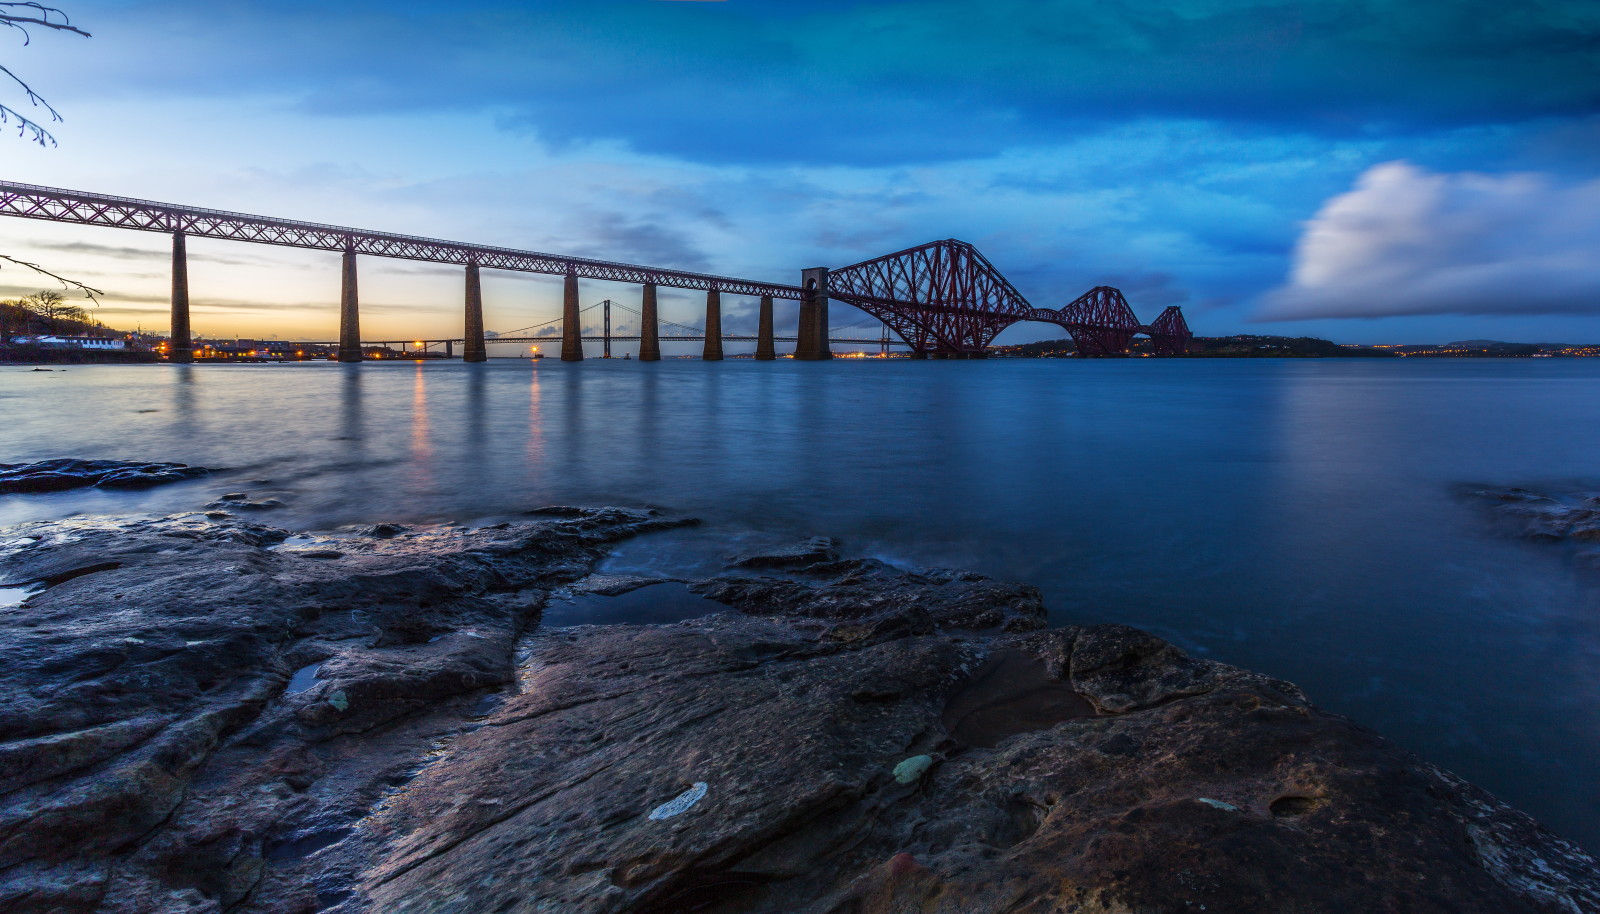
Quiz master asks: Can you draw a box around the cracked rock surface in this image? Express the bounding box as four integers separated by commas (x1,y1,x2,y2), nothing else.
2,513,1598,913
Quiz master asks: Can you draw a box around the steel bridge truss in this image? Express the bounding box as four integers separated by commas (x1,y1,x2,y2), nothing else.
0,184,1192,359
0,182,802,299
829,239,1192,356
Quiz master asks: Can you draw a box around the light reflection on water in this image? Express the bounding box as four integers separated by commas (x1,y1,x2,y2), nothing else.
2,357,1600,850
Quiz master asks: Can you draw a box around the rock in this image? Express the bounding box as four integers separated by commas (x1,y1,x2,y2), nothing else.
208,497,286,511
1,509,1597,914
1571,519,1600,541
1467,486,1557,504
691,556,1046,634
728,536,840,569
0,507,692,913
893,755,935,785
0,459,209,494
360,605,1600,914
1466,485,1600,550
569,573,670,596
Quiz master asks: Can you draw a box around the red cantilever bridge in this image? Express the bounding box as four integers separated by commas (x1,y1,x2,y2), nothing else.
827,239,1190,357
0,181,1191,361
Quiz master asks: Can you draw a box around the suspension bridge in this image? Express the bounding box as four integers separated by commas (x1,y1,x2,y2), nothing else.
0,182,1192,362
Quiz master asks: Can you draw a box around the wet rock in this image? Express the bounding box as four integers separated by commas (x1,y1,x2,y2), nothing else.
728,536,840,569
691,556,1046,634
0,458,208,494
1,509,1597,914
361,610,1600,914
208,497,286,511
1467,485,1600,548
1467,486,1558,504
0,507,691,913
569,573,668,596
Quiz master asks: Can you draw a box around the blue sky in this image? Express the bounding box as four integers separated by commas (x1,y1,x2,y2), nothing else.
1,0,1598,346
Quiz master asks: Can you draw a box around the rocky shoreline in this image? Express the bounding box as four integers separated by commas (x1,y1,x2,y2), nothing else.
1,507,1597,913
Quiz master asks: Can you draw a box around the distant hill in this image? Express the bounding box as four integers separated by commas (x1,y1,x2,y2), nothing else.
990,335,1396,358
1186,335,1397,358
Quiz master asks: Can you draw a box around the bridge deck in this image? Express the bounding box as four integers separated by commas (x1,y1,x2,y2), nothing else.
0,181,804,300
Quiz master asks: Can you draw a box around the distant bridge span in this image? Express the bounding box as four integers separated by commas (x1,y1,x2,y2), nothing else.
0,181,1190,362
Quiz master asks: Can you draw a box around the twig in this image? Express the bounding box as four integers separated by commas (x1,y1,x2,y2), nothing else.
1,254,104,300
0,3,90,41
1,3,90,144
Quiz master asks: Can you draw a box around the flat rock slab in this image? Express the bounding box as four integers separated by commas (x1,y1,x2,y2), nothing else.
0,509,1596,914
727,536,840,569
0,458,209,494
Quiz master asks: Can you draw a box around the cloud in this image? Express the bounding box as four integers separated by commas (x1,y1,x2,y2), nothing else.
55,0,1600,167
1258,162,1600,320
565,213,712,272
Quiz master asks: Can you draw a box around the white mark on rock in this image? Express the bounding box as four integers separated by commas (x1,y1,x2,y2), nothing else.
893,755,934,785
1197,797,1239,812
649,782,708,820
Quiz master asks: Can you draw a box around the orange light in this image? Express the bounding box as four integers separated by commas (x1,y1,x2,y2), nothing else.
414,341,423,348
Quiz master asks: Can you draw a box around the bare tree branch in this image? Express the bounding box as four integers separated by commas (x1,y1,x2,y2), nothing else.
1,5,100,300
0,254,104,301
1,2,89,145
0,3,90,40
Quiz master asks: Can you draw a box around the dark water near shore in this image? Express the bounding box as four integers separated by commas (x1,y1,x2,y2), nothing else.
4,358,1600,850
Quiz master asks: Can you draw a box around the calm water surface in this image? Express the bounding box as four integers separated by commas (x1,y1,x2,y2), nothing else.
4,358,1599,849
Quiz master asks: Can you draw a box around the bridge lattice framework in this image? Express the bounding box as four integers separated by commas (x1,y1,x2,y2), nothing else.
0,182,1190,362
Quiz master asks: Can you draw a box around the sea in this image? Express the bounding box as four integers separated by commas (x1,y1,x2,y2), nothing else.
3,356,1598,851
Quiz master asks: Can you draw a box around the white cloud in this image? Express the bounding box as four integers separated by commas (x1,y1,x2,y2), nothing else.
1258,161,1600,320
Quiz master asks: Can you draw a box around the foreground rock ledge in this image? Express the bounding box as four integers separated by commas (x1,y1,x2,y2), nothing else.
0,511,1595,914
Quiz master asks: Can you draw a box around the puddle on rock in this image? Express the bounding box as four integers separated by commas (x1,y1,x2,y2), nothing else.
941,649,1095,749
287,661,325,694
541,582,727,628
596,526,798,580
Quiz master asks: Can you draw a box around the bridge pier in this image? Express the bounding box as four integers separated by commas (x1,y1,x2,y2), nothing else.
639,283,660,361
338,247,362,363
795,267,832,360
703,289,723,361
463,262,487,363
560,272,583,361
169,231,192,363
445,340,454,358
755,295,775,360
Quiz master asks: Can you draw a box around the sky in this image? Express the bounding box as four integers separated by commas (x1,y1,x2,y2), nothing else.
1,0,1598,348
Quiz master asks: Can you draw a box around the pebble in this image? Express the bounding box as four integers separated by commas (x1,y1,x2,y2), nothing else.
893,755,934,785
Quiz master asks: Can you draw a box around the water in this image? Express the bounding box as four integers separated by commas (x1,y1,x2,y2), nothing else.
543,583,728,628
3,358,1599,850
286,661,325,694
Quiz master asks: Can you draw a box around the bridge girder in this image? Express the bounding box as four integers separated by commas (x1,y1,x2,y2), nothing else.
828,241,1192,356
828,240,1032,355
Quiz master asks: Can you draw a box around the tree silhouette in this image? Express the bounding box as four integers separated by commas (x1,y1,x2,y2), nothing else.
1,2,89,146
